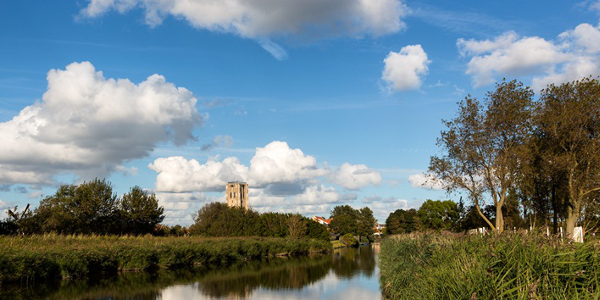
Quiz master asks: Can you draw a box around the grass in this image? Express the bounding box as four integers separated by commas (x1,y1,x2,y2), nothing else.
0,234,331,284
379,231,600,299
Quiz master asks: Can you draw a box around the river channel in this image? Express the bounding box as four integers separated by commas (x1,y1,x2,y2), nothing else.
2,245,381,300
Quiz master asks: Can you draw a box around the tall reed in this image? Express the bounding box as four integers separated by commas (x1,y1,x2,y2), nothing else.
379,232,600,299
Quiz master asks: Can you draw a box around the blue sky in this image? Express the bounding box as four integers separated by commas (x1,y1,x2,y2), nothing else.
1,0,599,224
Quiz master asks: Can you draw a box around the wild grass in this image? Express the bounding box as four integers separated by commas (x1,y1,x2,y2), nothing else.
379,232,600,299
0,234,331,284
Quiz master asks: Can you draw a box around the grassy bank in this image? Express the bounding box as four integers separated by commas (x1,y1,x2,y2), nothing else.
379,232,600,299
0,235,331,284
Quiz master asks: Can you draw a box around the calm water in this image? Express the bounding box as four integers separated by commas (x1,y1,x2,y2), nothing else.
2,246,381,300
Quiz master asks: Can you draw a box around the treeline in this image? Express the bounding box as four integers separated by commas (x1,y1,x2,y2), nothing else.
385,199,523,234
428,77,600,238
190,202,329,242
0,179,164,236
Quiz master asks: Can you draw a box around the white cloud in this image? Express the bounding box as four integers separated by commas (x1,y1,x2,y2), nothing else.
80,0,409,39
150,141,379,222
0,61,201,185
408,173,445,190
249,141,328,187
257,39,288,61
0,199,11,219
382,44,431,91
329,163,381,190
292,184,342,205
149,156,248,192
458,24,600,89
155,191,213,225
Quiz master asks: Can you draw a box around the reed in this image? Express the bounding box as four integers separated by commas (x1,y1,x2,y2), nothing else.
0,234,331,284
379,232,600,299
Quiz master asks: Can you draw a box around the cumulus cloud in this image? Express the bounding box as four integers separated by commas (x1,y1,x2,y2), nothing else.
408,173,445,190
458,24,600,89
329,163,381,190
201,135,234,151
0,61,201,185
382,44,431,91
150,141,379,221
80,0,408,39
149,156,248,192
249,141,328,187
155,192,214,225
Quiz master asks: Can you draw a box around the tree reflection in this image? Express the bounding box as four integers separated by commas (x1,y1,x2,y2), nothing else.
2,246,378,300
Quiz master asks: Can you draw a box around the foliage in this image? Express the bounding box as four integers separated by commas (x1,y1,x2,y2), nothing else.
429,80,535,233
329,205,376,240
120,186,165,235
385,208,418,234
340,233,358,247
380,232,600,299
417,199,459,230
189,203,329,242
0,235,332,284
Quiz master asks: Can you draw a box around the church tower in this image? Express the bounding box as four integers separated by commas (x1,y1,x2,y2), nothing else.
226,182,248,209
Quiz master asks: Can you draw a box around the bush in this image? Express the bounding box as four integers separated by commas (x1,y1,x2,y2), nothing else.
340,234,358,247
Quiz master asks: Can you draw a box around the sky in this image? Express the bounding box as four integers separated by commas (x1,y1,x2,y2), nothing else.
1,0,600,225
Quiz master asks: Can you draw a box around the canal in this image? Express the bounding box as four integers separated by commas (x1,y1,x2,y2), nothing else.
2,246,381,299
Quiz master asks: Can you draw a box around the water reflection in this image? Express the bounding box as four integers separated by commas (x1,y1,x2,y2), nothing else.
1,246,380,300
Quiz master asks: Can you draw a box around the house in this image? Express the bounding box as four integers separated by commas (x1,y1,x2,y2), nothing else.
311,215,331,226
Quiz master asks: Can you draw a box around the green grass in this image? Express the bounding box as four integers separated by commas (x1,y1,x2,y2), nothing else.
379,232,600,299
0,234,331,284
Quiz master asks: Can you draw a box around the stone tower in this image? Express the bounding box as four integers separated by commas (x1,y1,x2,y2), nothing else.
226,182,248,209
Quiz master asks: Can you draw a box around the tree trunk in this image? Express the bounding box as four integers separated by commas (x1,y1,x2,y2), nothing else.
495,205,504,233
565,202,580,240
475,204,495,231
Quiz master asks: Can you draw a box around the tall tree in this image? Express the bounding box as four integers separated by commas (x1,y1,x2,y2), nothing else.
120,186,165,235
429,80,534,233
329,205,359,235
385,208,417,234
35,179,120,234
417,200,459,230
535,77,600,238
357,207,376,239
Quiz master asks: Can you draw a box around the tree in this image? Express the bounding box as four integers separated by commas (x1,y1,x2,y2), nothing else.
417,200,459,230
329,205,359,236
35,179,120,234
357,207,376,239
287,213,307,239
385,209,417,234
535,77,600,238
429,80,534,233
120,186,165,235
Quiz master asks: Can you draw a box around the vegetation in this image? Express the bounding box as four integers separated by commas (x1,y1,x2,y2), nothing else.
427,77,600,238
0,234,331,284
1,179,165,236
329,205,376,242
189,202,329,242
379,232,600,299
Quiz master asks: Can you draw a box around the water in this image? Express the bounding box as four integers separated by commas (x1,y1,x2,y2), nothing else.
2,246,381,300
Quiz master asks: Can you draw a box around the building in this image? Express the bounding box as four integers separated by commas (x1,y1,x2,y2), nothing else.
226,182,249,209
311,215,331,226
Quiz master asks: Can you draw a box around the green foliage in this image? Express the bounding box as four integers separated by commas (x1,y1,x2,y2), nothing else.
417,199,459,230
0,235,332,284
340,233,358,247
120,186,165,235
379,232,600,299
189,203,330,242
329,205,358,235
385,208,417,234
329,205,376,240
35,179,120,234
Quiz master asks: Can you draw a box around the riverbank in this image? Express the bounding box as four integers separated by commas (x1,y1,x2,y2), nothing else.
379,232,600,299
0,235,331,284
